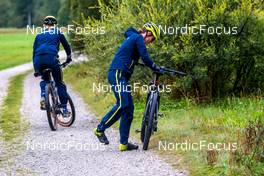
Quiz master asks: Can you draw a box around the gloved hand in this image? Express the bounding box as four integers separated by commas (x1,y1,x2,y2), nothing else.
66,55,72,64
34,72,40,77
153,64,164,74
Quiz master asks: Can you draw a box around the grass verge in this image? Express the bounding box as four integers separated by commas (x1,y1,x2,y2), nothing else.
0,72,29,141
0,72,30,174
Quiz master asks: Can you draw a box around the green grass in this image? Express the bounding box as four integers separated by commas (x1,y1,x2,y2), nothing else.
132,97,264,175
0,71,33,173
0,72,29,141
64,60,264,176
0,28,35,70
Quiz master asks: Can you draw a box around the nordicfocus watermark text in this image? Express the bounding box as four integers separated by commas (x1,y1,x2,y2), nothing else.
159,140,238,151
26,140,106,151
93,82,172,93
160,24,238,35
26,25,105,35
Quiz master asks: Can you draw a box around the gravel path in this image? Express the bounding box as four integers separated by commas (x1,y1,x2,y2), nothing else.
9,74,185,176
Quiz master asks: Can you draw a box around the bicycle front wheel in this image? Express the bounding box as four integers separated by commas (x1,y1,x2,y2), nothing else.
143,93,158,150
141,100,150,143
45,84,58,131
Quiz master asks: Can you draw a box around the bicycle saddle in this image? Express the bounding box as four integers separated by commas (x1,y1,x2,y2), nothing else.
42,68,52,74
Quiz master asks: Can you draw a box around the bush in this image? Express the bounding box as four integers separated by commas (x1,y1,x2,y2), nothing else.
72,0,264,99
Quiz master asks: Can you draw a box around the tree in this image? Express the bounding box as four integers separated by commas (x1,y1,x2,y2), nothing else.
32,0,60,26
9,0,34,27
58,0,71,26
0,0,11,27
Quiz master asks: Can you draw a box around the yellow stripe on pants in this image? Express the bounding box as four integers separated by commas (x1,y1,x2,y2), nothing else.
105,70,122,125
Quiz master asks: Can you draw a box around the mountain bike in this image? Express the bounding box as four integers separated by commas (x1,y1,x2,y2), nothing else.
137,63,186,150
42,62,75,131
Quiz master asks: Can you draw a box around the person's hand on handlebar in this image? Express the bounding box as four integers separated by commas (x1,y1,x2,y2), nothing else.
153,64,165,74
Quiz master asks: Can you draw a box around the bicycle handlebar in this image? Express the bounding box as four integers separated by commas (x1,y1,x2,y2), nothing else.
161,67,187,76
59,62,69,68
136,63,186,76
34,62,69,78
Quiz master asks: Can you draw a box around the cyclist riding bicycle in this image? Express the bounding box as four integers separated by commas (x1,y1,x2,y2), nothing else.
32,16,72,118
93,22,163,151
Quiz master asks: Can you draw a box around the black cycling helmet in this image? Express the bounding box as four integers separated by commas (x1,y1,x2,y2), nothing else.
43,16,57,25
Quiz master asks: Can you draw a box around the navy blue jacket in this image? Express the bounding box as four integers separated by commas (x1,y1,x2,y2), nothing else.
33,27,71,58
109,27,158,79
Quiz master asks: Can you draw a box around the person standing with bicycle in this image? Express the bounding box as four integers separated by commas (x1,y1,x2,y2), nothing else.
93,22,163,151
32,16,72,118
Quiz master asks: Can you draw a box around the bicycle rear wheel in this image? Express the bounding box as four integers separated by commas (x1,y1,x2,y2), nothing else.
45,84,58,131
142,93,158,150
57,94,76,127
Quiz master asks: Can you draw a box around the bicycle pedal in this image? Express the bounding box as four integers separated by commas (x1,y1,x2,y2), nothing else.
135,129,141,133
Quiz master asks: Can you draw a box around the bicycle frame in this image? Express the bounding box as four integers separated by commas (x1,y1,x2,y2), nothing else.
42,63,68,110
43,69,60,109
